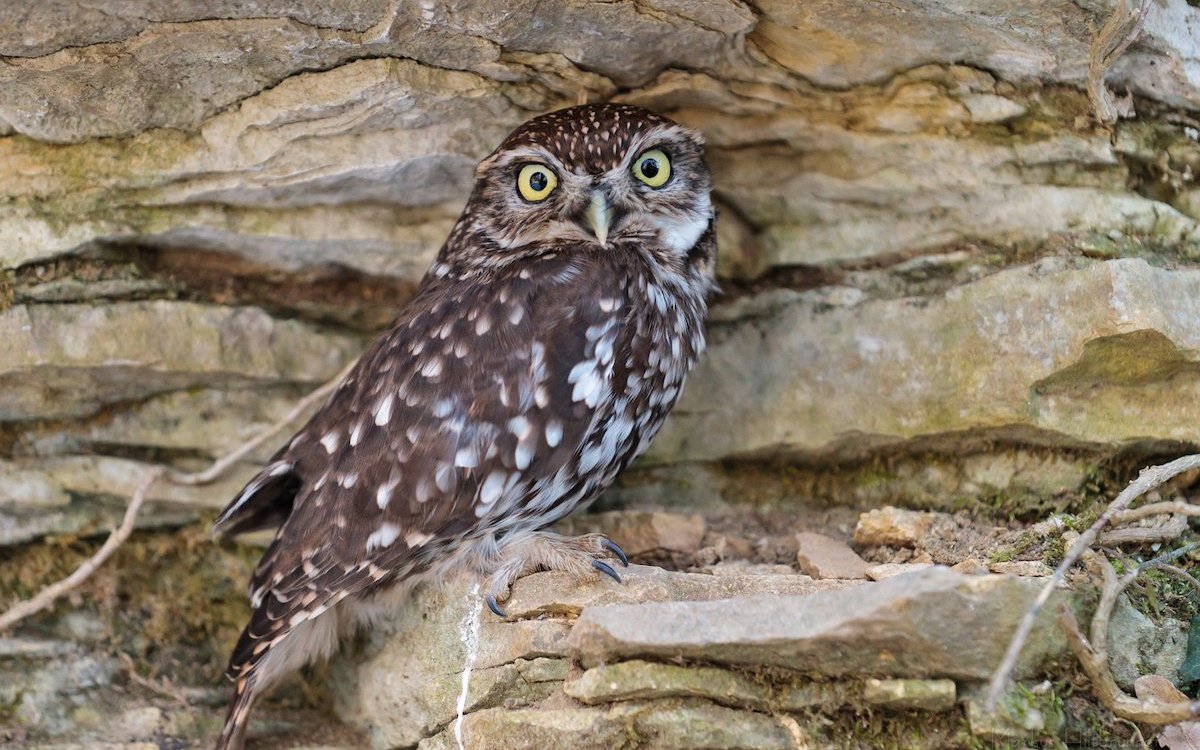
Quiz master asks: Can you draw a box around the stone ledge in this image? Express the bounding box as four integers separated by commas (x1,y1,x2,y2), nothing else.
332,565,1070,749
567,567,1064,679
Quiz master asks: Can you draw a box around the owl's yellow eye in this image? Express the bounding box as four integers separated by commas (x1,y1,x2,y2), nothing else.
517,164,558,202
632,148,671,188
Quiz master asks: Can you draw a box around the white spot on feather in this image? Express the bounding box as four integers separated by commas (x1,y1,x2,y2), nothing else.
366,523,401,551
507,416,532,440
455,444,480,468
435,462,455,492
545,419,563,447
421,357,444,379
480,471,508,506
568,361,606,407
515,443,534,470
433,398,455,418
374,393,394,426
320,431,340,454
377,482,395,509
405,531,434,547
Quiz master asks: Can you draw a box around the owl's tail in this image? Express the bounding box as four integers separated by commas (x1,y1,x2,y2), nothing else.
215,675,258,750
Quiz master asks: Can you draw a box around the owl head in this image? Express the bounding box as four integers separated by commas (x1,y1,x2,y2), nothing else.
455,104,713,269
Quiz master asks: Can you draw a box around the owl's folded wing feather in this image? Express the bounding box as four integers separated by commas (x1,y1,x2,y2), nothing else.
221,251,628,681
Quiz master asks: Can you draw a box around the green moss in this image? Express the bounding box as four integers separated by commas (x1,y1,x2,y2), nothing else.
989,530,1039,564
0,523,259,685
816,706,969,749
1124,564,1200,623
0,269,13,311
1042,535,1067,567
1033,330,1200,396
1013,682,1064,730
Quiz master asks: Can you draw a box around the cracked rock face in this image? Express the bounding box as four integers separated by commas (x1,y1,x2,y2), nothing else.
3,2,1200,747
332,566,1066,749
4,0,1200,538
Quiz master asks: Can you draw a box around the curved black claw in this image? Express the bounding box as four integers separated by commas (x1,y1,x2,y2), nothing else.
592,559,622,584
485,595,508,619
601,538,629,567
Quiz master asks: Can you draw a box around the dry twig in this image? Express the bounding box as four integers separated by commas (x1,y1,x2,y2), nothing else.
1099,514,1189,546
1159,564,1200,595
1114,500,1200,525
1057,548,1200,724
985,454,1200,709
0,360,356,633
0,469,163,632
118,651,193,706
1088,0,1151,123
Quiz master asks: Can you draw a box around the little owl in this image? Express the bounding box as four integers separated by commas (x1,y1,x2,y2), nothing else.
210,103,716,749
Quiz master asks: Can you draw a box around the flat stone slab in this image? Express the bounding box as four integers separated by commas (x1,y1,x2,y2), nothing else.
503,564,856,619
866,562,934,581
555,510,707,557
989,560,1053,577
564,659,852,712
334,565,851,749
795,531,870,579
854,506,950,547
863,678,956,711
418,701,802,750
568,567,1066,680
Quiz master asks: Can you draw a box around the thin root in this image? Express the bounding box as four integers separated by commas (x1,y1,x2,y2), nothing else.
1087,0,1151,123
985,453,1200,710
0,359,358,633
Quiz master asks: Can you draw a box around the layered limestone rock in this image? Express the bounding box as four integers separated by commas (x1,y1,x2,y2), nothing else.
331,565,1069,749
4,1,1200,534
4,1,1200,747
651,257,1200,463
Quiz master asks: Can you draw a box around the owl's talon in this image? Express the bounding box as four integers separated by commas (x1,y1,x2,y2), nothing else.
592,559,622,584
485,595,508,619
601,538,629,567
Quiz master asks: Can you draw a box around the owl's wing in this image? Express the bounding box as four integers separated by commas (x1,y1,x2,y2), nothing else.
221,252,628,681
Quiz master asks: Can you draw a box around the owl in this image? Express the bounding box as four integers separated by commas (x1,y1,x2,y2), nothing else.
209,103,716,749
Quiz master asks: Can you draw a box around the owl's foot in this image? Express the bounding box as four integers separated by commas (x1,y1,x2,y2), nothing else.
483,532,629,618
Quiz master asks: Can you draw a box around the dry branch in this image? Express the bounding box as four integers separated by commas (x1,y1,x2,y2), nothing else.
985,453,1200,710
1057,548,1200,724
1059,602,1199,723
1159,564,1200,596
0,468,163,631
1099,515,1189,546
1114,500,1200,525
0,360,356,633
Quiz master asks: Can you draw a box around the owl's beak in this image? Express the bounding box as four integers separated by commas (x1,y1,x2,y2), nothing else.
584,190,614,246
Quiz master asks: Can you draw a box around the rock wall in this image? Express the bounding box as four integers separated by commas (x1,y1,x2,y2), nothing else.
4,1,1200,747
5,1,1200,538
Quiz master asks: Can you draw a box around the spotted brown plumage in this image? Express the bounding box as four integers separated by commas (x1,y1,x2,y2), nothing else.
211,103,716,749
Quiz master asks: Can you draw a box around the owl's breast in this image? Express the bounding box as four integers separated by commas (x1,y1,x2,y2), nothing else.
496,262,708,533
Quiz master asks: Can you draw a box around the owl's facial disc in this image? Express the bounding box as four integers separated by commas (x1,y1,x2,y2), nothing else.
465,105,713,259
